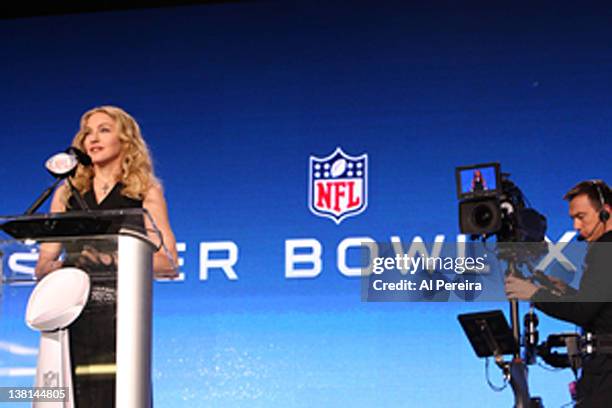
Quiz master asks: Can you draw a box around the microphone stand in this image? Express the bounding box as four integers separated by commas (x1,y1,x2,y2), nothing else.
24,175,89,215
25,177,64,215
66,178,89,211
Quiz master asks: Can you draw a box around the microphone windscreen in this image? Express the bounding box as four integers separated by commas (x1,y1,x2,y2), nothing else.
66,146,92,166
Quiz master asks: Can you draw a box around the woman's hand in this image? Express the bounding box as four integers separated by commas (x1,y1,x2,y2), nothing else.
153,251,179,279
77,245,117,269
35,259,63,280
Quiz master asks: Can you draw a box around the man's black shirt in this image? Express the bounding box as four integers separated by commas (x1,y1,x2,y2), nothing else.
533,230,612,332
532,230,612,407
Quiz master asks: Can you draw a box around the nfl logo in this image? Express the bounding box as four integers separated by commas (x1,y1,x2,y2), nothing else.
309,147,368,224
43,370,59,387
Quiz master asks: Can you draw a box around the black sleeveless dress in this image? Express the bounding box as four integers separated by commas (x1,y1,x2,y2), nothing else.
66,183,142,408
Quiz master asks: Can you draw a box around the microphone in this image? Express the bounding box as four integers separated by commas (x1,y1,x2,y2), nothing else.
45,152,78,178
62,147,90,211
25,146,91,214
576,222,602,242
44,147,92,179
65,146,92,166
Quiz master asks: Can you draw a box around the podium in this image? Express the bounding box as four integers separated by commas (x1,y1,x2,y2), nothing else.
0,209,159,408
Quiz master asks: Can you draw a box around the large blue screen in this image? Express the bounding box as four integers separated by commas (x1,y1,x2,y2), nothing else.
1,2,611,407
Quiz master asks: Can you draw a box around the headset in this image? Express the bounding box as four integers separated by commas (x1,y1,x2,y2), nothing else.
591,179,610,223
576,180,609,242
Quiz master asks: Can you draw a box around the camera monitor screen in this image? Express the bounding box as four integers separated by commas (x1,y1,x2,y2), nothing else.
455,162,501,199
457,310,517,357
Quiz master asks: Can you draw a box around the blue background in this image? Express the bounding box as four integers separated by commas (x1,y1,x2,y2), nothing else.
1,1,611,406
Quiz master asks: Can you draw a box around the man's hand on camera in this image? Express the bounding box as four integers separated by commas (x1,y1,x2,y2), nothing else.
505,276,539,300
546,276,576,296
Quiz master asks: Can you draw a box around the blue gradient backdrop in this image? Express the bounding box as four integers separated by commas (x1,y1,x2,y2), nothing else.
1,2,611,407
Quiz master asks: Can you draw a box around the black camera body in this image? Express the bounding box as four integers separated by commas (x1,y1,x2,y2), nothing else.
455,162,547,244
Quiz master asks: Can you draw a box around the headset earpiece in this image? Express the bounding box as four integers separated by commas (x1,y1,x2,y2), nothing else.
592,180,610,223
601,207,610,223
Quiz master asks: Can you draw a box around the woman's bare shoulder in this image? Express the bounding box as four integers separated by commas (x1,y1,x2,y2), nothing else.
50,182,70,212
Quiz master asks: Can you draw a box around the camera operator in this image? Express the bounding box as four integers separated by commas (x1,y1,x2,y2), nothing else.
505,180,612,407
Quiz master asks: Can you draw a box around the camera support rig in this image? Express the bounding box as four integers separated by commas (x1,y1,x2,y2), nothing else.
456,163,548,407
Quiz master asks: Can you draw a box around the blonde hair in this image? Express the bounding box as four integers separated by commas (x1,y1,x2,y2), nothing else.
64,106,158,205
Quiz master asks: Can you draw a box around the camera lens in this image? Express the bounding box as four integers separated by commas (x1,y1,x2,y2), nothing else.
459,197,502,235
472,204,493,228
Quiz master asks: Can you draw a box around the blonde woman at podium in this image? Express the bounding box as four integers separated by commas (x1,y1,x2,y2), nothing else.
33,105,178,407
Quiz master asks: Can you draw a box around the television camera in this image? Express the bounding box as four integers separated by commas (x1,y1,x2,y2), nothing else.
454,163,579,407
